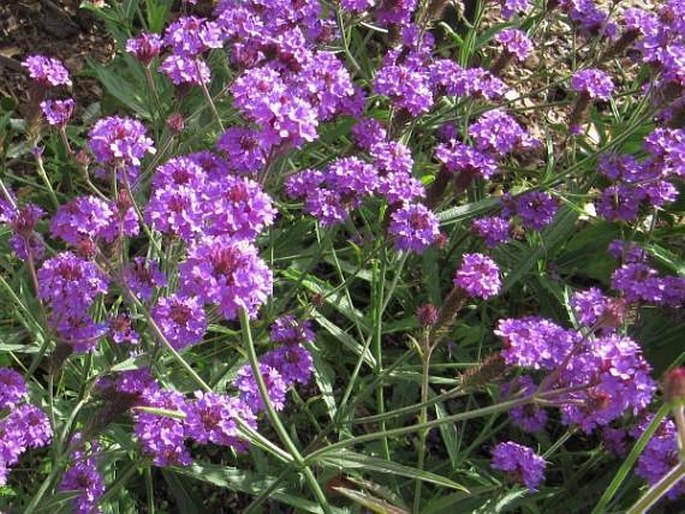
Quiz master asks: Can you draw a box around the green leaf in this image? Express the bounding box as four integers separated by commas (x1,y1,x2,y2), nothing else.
174,462,326,514
311,310,376,368
309,342,338,421
437,197,499,226
319,451,469,493
330,484,409,514
162,470,211,514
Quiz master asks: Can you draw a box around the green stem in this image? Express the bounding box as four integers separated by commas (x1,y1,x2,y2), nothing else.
626,462,685,514
413,342,433,513
239,308,332,513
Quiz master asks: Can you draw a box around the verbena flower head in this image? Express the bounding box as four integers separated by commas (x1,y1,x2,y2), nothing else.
374,62,433,117
430,61,506,99
184,392,255,451
203,176,276,240
21,55,71,87
501,0,530,19
88,116,156,167
491,441,546,491
0,368,28,409
164,16,224,57
179,236,273,321
503,191,558,231
378,172,426,204
37,252,109,312
571,69,615,100
134,388,191,467
494,29,534,61
60,445,105,514
560,334,655,432
262,344,314,386
495,317,580,370
125,32,163,66
270,315,315,345
469,110,536,156
611,263,663,303
109,313,140,345
124,257,167,301
159,55,211,85
388,203,440,254
434,140,499,179
152,294,207,350
234,363,288,412
471,216,512,247
40,99,74,127
51,195,139,247
632,417,685,499
370,141,414,176
453,253,502,299
352,118,387,150
216,127,271,175
501,376,548,432
0,403,52,486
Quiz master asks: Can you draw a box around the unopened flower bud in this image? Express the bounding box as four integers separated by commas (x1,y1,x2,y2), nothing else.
166,112,185,134
662,367,685,406
416,303,439,327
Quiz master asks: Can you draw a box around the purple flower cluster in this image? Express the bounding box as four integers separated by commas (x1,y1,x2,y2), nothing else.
179,236,273,321
118,369,256,467
40,98,74,127
124,257,167,301
151,294,207,350
37,252,110,352
234,363,288,412
469,110,538,157
270,315,315,345
434,140,499,180
59,441,105,514
571,69,615,100
502,191,559,231
125,32,163,66
494,29,534,62
0,368,52,486
453,253,502,299
0,199,46,261
471,216,512,247
494,317,656,432
559,0,618,39
21,55,71,87
430,60,506,100
51,195,139,247
491,441,546,491
631,417,685,499
88,116,156,176
145,154,275,243
611,262,685,308
388,203,440,254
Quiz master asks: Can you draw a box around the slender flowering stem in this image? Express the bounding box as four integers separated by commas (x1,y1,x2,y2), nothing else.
626,462,685,514
34,151,60,210
238,308,332,513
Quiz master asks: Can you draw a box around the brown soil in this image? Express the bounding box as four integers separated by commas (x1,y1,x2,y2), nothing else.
0,0,115,109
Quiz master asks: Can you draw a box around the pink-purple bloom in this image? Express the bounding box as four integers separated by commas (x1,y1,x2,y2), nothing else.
152,294,207,350
453,253,502,299
491,441,546,491
40,99,75,126
21,55,71,87
571,69,615,100
388,203,440,254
